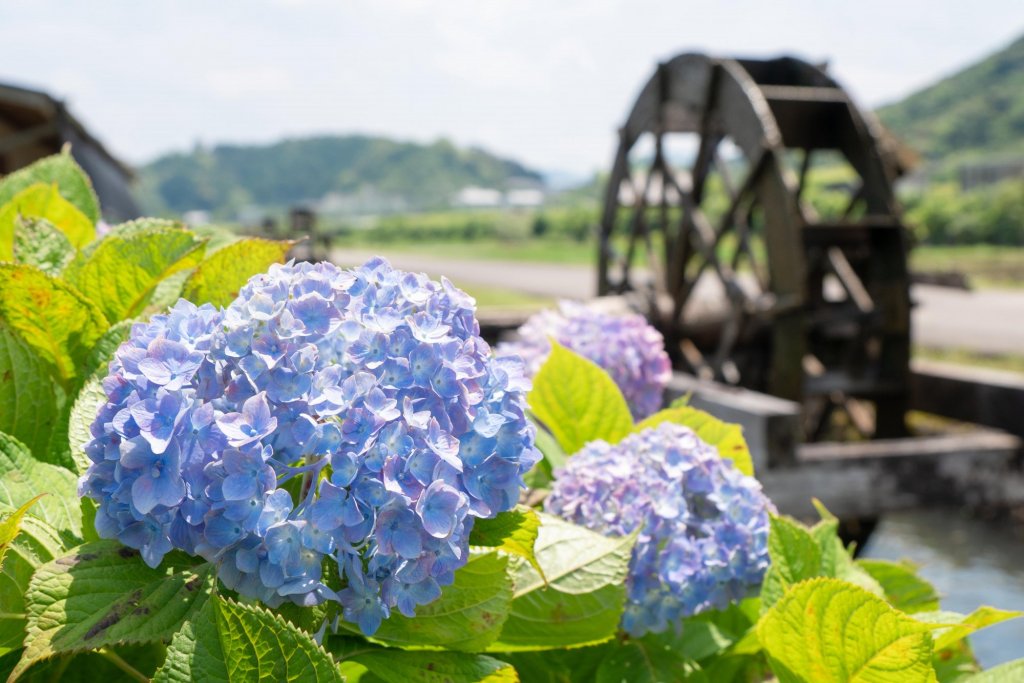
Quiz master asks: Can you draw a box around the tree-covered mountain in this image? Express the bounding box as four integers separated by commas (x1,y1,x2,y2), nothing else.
877,33,1024,164
137,135,544,217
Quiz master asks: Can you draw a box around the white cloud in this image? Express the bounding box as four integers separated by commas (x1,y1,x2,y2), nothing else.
0,0,1019,171
204,66,295,99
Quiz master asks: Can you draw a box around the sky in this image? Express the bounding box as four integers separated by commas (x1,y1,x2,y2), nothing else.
0,1,1021,175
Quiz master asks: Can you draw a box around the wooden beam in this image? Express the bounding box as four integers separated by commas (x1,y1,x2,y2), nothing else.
911,359,1024,439
0,120,58,156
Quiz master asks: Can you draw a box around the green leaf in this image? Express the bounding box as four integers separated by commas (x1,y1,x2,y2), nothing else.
857,560,941,614
12,218,74,276
0,496,45,571
760,515,825,610
153,594,341,683
0,184,94,258
63,221,206,323
0,326,66,465
145,270,191,316
593,621,741,683
527,341,632,455
757,577,937,683
10,542,213,680
669,617,742,661
489,513,635,652
932,638,980,682
495,647,607,683
331,639,518,683
0,152,100,224
0,513,68,658
761,513,882,612
594,638,697,683
181,237,295,307
369,552,513,652
635,406,754,476
81,319,132,381
470,506,543,577
0,263,108,387
67,374,109,475
530,422,566,482
964,658,1024,682
3,643,167,683
914,607,1023,651
812,524,883,599
0,432,81,537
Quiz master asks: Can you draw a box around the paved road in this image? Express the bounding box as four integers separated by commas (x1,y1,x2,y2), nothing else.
334,249,1024,355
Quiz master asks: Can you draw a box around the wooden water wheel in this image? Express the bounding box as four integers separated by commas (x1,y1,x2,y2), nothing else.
597,54,912,439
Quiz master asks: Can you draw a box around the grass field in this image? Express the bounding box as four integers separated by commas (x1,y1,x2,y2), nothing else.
910,245,1024,288
914,346,1024,374
459,283,552,310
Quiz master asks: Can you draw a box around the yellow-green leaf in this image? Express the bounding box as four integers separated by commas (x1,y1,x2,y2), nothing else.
0,263,108,386
915,606,1023,651
528,341,633,456
0,152,100,224
12,217,75,275
856,559,941,614
965,658,1024,682
181,237,295,307
63,221,206,322
757,577,937,683
635,405,754,476
0,183,94,258
470,505,544,578
0,495,45,570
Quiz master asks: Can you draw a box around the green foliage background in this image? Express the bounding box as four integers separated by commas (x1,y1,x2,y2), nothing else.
138,136,543,217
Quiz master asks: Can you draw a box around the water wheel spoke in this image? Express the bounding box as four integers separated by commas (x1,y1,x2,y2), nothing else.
711,305,745,383
796,148,813,201
842,182,866,219
826,247,874,313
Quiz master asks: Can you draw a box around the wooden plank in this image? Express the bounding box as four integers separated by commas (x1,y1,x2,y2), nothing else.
664,372,802,469
762,431,1024,518
0,120,58,156
911,359,1024,438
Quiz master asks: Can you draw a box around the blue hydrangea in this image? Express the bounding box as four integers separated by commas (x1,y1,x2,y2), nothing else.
80,258,540,635
497,300,671,418
544,422,772,636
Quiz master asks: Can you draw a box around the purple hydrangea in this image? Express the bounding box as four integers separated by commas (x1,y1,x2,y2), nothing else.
79,258,540,635
497,301,671,419
544,422,772,637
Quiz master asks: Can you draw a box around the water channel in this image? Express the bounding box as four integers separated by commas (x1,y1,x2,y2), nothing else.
862,508,1024,666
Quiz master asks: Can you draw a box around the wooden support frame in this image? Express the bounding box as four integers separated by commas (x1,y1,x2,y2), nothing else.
911,360,1024,439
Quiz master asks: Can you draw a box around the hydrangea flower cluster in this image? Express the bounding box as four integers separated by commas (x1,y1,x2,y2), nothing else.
544,422,772,636
496,300,670,418
80,258,540,635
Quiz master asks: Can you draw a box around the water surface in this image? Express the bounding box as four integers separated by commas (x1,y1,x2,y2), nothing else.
862,508,1024,665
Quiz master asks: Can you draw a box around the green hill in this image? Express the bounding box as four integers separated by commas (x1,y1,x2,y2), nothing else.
137,135,543,217
877,33,1024,165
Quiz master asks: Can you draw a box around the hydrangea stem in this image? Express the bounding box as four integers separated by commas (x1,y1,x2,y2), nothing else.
299,453,322,501
98,648,148,683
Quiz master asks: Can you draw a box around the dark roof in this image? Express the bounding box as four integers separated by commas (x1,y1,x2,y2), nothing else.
0,81,140,221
